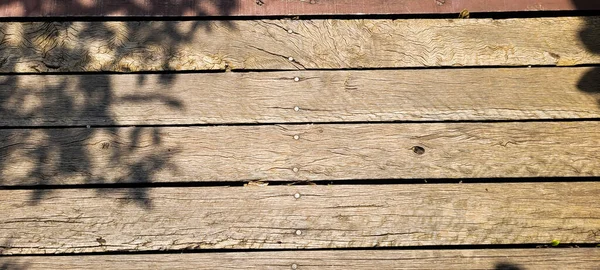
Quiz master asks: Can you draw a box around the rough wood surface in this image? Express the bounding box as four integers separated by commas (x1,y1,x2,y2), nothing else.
1,182,599,254
1,17,599,73
2,67,600,126
2,0,599,17
1,249,599,269
1,122,600,186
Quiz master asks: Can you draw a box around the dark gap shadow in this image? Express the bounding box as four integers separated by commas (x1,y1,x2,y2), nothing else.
0,2,239,209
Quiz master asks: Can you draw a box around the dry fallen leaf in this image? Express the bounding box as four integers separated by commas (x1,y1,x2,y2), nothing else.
244,181,269,187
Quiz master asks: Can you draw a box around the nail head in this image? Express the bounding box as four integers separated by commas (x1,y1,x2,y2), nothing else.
288,56,294,61
288,29,294,34
294,106,300,111
293,167,299,173
294,77,300,82
295,230,302,235
294,193,301,199
293,135,300,140
291,263,298,269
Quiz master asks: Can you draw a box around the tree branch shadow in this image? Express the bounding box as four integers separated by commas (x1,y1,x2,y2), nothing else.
572,1,600,105
495,262,523,270
0,240,28,269
0,2,238,207
0,0,240,17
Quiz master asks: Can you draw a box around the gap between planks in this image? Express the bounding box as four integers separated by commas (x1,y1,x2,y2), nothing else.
1,249,599,269
0,17,599,72
1,67,599,126
0,182,599,254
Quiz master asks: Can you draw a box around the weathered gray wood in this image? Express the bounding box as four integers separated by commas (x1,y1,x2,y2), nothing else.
2,67,600,126
1,249,599,269
1,182,599,254
1,17,599,73
1,122,600,186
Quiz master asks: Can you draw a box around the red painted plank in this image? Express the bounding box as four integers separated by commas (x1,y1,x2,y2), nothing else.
0,0,598,17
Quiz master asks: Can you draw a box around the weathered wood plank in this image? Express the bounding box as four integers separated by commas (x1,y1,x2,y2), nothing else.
2,0,600,17
1,122,599,186
1,17,599,73
1,249,599,269
1,182,598,254
2,67,600,126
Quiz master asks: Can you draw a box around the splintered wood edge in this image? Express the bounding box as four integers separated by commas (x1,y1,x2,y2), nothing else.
1,182,599,254
1,249,599,269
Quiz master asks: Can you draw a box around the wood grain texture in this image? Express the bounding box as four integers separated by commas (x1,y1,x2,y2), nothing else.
2,67,600,126
1,17,599,73
1,182,599,254
1,122,600,186
1,249,599,269
2,0,600,17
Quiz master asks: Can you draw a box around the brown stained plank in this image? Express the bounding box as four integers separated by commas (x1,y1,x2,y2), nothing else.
1,17,599,73
1,0,599,17
2,67,600,126
1,183,599,254
1,122,600,186
1,249,600,269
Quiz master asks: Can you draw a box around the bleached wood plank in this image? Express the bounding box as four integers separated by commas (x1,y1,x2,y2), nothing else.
1,249,599,269
1,122,600,186
1,17,599,73
1,182,599,254
2,67,599,126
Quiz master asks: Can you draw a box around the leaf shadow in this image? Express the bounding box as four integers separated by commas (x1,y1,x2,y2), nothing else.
0,1,239,208
495,262,523,270
572,1,600,106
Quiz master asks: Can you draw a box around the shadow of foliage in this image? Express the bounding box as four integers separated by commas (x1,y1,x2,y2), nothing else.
572,1,600,105
495,262,523,270
0,261,28,270
0,239,28,269
0,0,240,17
0,2,238,207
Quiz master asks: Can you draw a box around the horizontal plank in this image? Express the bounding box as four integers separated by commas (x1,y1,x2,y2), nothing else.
1,249,599,269
2,67,600,126
1,182,599,254
2,122,600,186
2,0,600,17
1,17,599,72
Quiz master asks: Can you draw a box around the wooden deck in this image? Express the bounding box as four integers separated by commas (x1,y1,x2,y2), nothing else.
1,1,600,269
2,0,600,17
